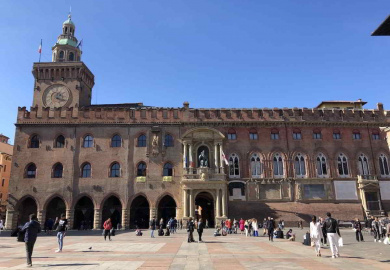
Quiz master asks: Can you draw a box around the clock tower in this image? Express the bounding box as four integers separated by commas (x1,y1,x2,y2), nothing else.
32,14,94,109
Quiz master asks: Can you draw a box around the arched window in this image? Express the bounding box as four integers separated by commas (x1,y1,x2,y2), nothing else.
64,27,68,34
337,153,349,176
273,153,284,177
111,135,122,147
81,163,91,178
250,153,262,177
163,163,173,176
316,153,328,176
352,130,361,140
30,135,40,148
26,163,37,178
137,162,147,176
53,163,63,178
271,129,279,140
229,153,240,177
372,130,380,140
292,129,302,140
333,129,341,140
379,154,390,176
227,129,237,140
110,162,120,177
59,51,64,59
83,135,93,148
164,134,174,147
69,52,74,61
357,154,369,176
313,129,322,139
55,135,65,148
249,129,258,140
137,134,147,147
294,153,306,177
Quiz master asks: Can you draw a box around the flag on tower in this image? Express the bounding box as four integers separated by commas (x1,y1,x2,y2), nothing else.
221,150,229,165
77,39,83,49
38,39,42,53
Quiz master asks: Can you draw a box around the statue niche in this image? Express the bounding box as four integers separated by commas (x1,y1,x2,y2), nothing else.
197,146,209,168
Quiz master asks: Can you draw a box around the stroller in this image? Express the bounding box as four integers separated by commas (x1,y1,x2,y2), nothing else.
158,227,164,236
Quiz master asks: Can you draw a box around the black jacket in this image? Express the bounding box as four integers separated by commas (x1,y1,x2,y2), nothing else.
149,219,156,230
324,217,340,236
188,221,195,232
21,220,41,242
55,219,68,232
267,220,275,230
197,222,204,233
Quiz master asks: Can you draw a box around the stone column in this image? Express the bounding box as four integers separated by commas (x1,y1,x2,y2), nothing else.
214,143,219,173
5,209,17,230
150,207,157,219
93,209,101,229
183,143,187,168
37,210,45,227
216,189,221,217
189,144,193,168
183,190,188,218
222,188,227,218
189,190,194,218
66,209,74,229
122,208,129,229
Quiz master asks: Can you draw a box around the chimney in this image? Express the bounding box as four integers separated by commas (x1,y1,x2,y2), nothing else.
377,102,384,111
183,101,189,109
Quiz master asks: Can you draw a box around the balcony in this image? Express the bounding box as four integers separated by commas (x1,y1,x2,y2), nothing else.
183,167,225,181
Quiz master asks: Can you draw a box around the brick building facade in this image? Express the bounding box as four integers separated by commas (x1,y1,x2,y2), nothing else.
5,15,390,229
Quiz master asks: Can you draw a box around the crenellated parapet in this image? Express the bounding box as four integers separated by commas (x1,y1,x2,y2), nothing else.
16,102,390,126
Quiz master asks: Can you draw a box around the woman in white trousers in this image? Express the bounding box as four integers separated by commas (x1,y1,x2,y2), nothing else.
310,216,323,257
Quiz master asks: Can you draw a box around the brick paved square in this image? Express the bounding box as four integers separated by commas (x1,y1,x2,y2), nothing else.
0,228,389,269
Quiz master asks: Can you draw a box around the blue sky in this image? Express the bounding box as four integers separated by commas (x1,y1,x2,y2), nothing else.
1,1,390,143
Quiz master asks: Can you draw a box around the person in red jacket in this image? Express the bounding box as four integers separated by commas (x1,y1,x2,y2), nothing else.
103,218,113,241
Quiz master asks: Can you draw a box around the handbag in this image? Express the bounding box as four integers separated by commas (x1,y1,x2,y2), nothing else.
338,237,343,247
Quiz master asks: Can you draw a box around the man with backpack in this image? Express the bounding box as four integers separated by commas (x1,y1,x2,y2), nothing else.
54,213,68,252
149,216,157,238
21,214,41,267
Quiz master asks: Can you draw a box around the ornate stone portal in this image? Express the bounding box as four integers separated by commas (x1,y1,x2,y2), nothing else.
181,127,227,225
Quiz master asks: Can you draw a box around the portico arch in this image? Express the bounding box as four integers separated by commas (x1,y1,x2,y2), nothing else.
157,195,177,226
17,196,38,225
101,195,122,229
45,196,66,221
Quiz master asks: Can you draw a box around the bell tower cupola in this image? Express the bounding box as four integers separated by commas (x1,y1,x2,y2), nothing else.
52,13,81,62
32,13,94,109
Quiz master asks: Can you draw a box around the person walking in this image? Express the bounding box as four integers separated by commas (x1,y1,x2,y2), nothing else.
372,217,382,242
197,218,204,242
310,215,323,257
103,218,112,241
354,218,364,242
150,216,157,238
239,218,245,234
187,218,195,243
244,219,249,237
54,214,68,252
21,214,41,267
205,219,209,229
252,219,258,237
267,217,275,242
319,217,327,246
324,212,341,258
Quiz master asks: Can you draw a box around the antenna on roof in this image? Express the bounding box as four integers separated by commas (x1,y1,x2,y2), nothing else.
69,6,72,18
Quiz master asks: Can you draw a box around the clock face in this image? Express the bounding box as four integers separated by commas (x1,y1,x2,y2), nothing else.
43,85,71,108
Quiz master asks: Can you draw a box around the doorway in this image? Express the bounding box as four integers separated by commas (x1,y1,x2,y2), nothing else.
195,192,215,227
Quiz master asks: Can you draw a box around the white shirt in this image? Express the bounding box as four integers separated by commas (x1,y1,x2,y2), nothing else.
310,221,323,239
252,221,258,230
